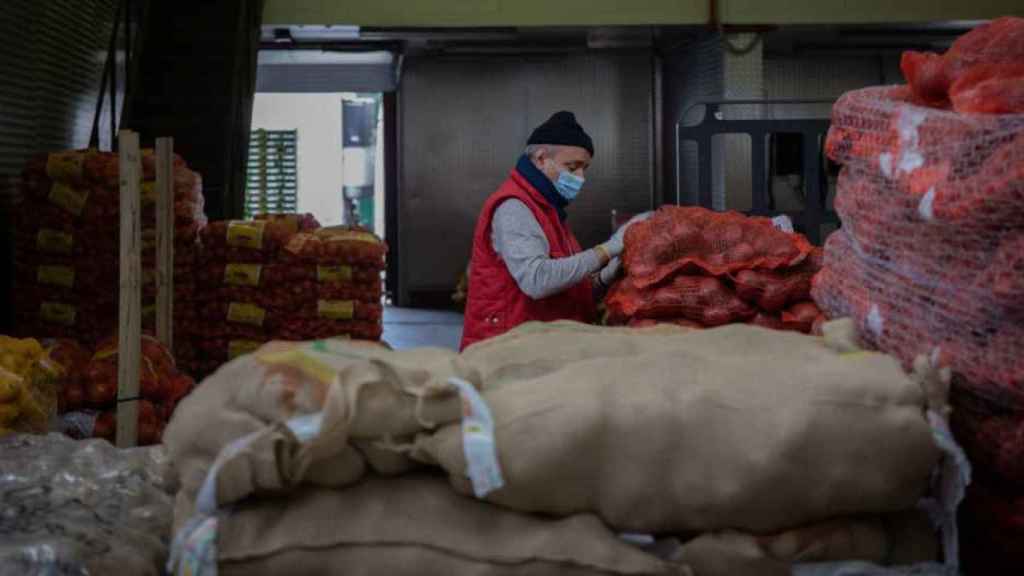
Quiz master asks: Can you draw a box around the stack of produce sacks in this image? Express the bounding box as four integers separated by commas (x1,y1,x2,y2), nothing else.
162,321,957,576
811,17,1024,574
193,218,385,378
0,336,60,435
605,206,825,333
194,218,304,376
55,334,196,446
274,226,386,341
12,149,206,350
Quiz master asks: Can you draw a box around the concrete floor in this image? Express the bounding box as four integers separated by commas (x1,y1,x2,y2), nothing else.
381,307,464,350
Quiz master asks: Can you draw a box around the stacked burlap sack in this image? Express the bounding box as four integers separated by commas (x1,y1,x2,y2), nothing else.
12,149,205,356
605,206,825,333
163,321,960,576
812,18,1024,573
193,219,384,378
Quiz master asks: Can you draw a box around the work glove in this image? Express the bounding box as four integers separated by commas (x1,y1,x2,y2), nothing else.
598,257,623,287
602,211,655,257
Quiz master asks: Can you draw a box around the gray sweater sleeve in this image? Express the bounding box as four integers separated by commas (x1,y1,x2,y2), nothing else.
491,199,604,300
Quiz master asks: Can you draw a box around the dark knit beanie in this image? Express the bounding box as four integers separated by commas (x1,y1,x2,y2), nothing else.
527,111,594,157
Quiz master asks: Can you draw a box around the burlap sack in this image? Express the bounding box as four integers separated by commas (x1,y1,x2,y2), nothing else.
215,474,692,576
674,511,939,576
416,325,939,534
460,320,698,390
163,339,463,530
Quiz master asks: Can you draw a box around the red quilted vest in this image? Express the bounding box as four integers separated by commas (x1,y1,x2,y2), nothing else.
461,170,595,351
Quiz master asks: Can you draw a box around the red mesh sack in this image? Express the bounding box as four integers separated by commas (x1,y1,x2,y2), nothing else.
812,230,1024,397
747,312,786,331
623,206,814,289
949,63,1024,114
780,301,822,334
949,379,1024,486
293,300,384,324
194,337,267,366
281,227,387,268
731,247,823,312
200,301,279,340
278,318,383,342
200,220,295,263
606,275,755,327
902,16,1024,108
959,479,1024,573
254,212,322,232
626,318,703,330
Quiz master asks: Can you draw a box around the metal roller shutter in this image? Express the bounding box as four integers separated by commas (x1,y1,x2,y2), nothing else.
0,0,117,331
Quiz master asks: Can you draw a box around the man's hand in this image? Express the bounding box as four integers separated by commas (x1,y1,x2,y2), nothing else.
598,257,623,287
602,211,655,258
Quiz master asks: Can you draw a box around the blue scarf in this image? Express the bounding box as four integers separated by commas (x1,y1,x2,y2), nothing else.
515,154,568,221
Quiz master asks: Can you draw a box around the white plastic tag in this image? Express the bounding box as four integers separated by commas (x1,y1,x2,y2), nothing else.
447,377,505,498
169,411,327,576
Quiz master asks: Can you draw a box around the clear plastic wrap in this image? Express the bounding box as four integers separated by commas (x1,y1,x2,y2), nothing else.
0,433,175,576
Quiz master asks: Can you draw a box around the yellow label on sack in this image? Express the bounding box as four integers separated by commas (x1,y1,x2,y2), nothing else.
226,221,267,250
37,265,75,289
228,340,263,360
94,346,117,360
36,229,74,255
317,300,354,320
257,347,336,386
224,263,262,287
141,181,158,205
317,265,353,283
143,305,156,320
48,182,89,216
46,151,85,182
40,302,76,326
227,302,265,326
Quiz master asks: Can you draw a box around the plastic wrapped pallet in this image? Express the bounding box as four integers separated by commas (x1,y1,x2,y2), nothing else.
0,433,174,576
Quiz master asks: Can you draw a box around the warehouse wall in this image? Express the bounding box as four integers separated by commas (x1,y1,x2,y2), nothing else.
251,93,346,225
398,51,654,306
660,29,724,207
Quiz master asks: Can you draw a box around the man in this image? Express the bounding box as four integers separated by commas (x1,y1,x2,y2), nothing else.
460,111,648,350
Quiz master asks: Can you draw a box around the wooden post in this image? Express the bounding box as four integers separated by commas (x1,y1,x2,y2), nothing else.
117,130,142,448
155,137,175,350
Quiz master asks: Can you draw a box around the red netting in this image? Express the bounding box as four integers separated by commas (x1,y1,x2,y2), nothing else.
606,275,755,327
901,16,1024,112
280,227,388,268
622,206,815,288
730,248,823,312
200,220,295,263
253,212,322,232
959,479,1024,573
13,150,206,350
278,318,384,342
815,73,1024,487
